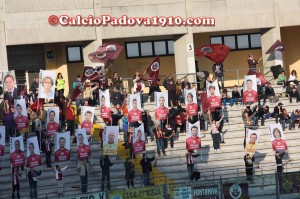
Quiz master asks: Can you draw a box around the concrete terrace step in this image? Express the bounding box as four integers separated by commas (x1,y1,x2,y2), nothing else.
1,91,300,198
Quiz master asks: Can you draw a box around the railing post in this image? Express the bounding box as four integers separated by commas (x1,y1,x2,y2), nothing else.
275,172,280,199
219,176,223,199
237,70,240,87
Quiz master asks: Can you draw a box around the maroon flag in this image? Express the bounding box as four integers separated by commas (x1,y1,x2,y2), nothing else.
81,66,102,82
88,43,124,64
265,40,285,54
70,85,83,101
247,70,268,86
196,44,231,63
200,93,210,113
146,56,160,78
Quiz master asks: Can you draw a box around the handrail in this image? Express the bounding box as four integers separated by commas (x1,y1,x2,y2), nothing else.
119,66,273,80
113,66,273,88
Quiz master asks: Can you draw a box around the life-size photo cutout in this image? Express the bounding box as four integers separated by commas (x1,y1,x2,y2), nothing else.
185,88,199,117
54,131,70,162
154,91,169,121
2,70,16,91
38,70,56,99
0,71,4,89
81,106,95,135
245,129,261,156
186,121,201,150
99,89,111,119
268,123,287,153
46,107,60,137
14,99,28,130
242,75,258,103
206,81,221,112
128,93,142,123
10,135,25,167
27,136,41,168
0,126,5,156
103,126,119,155
132,124,146,154
206,80,221,98
3,70,18,102
76,129,91,159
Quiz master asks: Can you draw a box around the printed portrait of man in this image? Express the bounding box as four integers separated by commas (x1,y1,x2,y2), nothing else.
54,136,70,162
81,110,93,135
10,139,25,167
186,92,199,117
103,131,118,154
272,128,287,152
128,98,142,123
186,125,201,150
47,110,59,136
155,96,169,120
246,133,257,156
132,129,145,154
77,133,91,159
243,78,258,103
207,85,221,112
3,74,18,104
100,95,111,119
14,104,28,130
27,142,41,168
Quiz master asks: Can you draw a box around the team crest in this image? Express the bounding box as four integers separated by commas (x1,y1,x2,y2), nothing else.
229,184,242,199
106,44,117,52
200,47,213,54
151,62,159,71
85,68,97,76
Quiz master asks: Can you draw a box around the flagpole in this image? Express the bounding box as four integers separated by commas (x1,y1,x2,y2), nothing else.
105,62,113,74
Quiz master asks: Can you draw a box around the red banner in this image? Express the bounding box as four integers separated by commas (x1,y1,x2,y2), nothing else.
196,44,231,63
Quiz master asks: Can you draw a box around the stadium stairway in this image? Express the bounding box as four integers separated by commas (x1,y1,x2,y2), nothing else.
0,84,299,198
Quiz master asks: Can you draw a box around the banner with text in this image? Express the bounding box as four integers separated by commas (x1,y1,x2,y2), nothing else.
109,186,164,199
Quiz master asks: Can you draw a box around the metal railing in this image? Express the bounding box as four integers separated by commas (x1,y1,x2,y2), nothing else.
20,171,300,199
118,66,273,91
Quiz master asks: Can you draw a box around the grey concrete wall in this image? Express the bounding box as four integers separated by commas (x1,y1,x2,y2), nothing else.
2,0,300,45
278,0,300,27
5,0,96,45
